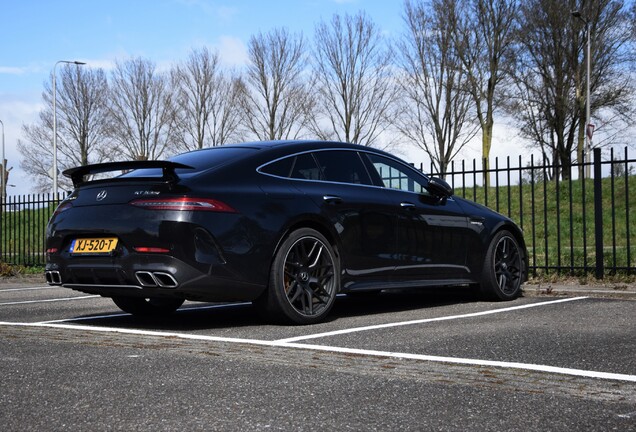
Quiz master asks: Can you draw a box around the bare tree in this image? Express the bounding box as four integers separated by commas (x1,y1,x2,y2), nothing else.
18,64,111,191
239,28,313,141
452,0,518,185
108,57,178,160
512,0,634,179
312,12,397,147
172,47,244,149
632,1,636,47
396,0,479,177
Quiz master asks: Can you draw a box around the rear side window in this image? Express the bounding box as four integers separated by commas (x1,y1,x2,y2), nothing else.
260,154,321,180
260,157,294,177
313,151,372,185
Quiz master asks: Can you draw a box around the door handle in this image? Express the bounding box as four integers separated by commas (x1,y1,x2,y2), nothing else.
400,202,416,209
323,195,343,204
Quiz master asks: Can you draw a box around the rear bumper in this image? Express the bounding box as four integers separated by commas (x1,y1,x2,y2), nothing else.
46,204,273,302
45,253,266,302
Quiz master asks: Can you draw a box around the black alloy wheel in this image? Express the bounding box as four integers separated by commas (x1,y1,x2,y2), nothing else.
480,230,523,301
112,296,185,316
261,228,339,324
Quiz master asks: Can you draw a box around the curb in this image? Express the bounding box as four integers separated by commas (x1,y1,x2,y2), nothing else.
0,275,47,288
523,284,636,300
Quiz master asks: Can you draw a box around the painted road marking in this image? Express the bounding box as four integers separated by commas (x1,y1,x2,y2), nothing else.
1,319,634,383
0,286,59,292
37,302,252,324
276,297,589,343
0,295,100,306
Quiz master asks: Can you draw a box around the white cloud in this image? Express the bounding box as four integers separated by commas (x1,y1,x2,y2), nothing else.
0,66,27,75
216,36,249,68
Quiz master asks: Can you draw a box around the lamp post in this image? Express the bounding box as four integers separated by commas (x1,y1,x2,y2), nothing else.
572,10,592,178
53,60,86,196
0,119,4,202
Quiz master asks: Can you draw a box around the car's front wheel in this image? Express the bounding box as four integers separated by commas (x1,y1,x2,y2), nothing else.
112,296,185,316
480,230,524,301
259,228,339,324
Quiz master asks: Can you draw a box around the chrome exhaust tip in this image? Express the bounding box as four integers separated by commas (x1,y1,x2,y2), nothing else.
134,271,178,288
135,271,158,287
45,271,62,285
152,272,178,288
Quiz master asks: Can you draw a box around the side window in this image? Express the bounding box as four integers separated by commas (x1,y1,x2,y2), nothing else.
313,151,372,185
290,153,322,180
366,154,429,194
260,156,294,177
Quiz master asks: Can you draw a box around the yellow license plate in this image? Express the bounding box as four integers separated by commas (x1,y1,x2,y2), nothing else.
70,238,118,254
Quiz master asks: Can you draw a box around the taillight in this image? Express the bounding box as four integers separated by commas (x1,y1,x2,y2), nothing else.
129,197,237,213
133,247,170,253
53,201,73,216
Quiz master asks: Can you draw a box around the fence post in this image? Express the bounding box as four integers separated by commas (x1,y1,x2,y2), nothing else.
593,148,604,279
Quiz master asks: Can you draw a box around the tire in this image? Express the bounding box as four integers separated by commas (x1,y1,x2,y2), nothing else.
259,228,339,324
112,296,185,316
480,230,524,301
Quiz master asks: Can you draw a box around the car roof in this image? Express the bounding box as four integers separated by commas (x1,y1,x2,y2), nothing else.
192,140,395,158
224,140,369,150
169,140,408,180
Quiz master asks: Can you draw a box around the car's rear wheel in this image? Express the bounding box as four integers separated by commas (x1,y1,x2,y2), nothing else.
480,230,523,300
259,228,339,324
112,296,185,316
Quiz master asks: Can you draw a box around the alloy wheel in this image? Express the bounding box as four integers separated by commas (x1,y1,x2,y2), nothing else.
282,236,336,317
493,235,522,295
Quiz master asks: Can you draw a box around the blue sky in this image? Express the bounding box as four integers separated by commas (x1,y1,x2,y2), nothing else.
0,0,408,194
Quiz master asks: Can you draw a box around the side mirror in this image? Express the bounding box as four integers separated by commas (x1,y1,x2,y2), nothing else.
426,176,453,198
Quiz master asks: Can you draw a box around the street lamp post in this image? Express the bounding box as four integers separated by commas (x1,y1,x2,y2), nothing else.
53,60,86,196
572,11,592,178
0,119,4,202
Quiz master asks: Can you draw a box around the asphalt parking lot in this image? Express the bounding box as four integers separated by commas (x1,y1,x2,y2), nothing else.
1,277,635,431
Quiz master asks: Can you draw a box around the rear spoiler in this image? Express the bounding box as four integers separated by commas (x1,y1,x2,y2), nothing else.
63,161,195,188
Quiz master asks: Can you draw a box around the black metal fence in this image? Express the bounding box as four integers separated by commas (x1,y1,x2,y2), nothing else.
423,147,635,277
1,147,635,277
0,193,64,268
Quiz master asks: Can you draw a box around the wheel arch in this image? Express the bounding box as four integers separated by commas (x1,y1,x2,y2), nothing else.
269,216,342,283
275,217,341,258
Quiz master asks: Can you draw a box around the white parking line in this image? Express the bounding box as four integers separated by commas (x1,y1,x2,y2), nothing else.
276,297,589,343
37,302,252,324
0,295,100,306
0,286,58,292
1,319,634,383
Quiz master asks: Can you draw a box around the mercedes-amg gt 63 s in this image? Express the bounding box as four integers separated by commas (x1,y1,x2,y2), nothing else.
45,140,527,324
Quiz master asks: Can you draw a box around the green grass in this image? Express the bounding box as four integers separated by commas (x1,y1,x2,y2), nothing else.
454,175,636,277
0,203,56,267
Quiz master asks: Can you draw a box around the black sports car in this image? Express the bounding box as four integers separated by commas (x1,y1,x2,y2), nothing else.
45,140,527,324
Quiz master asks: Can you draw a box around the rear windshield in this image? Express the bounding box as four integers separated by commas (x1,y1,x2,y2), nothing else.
121,147,258,179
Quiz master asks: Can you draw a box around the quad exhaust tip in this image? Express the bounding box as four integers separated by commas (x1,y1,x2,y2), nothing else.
45,270,178,288
135,271,178,288
45,271,62,285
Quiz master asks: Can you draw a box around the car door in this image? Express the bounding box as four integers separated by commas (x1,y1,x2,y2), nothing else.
363,153,473,282
290,150,400,288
